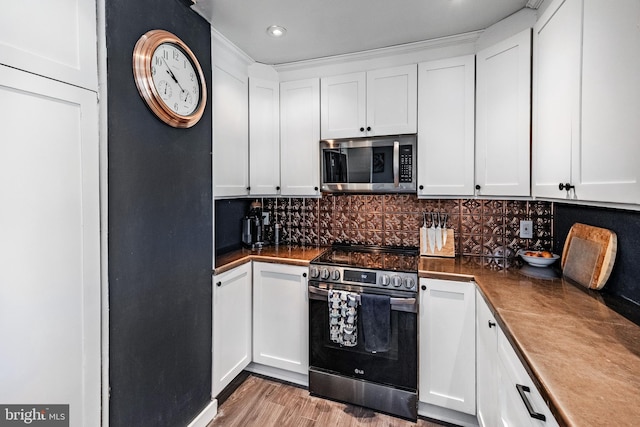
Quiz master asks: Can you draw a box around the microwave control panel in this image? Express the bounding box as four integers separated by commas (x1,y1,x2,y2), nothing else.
400,145,413,183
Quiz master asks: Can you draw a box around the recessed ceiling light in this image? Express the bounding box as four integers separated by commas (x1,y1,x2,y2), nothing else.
266,25,287,38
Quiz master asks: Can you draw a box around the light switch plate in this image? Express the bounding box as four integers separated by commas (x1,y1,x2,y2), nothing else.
520,220,533,239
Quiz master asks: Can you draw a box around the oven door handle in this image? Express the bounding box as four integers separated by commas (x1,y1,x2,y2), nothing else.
308,285,417,312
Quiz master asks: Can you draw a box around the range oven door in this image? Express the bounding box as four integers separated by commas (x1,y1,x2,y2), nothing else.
308,283,417,392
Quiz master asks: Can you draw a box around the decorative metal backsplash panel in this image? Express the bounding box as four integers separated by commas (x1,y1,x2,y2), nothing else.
262,194,553,269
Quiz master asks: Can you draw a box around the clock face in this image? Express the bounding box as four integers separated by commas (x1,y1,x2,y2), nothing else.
150,43,201,116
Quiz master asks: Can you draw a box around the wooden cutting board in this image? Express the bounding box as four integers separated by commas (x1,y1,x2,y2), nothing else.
561,223,617,290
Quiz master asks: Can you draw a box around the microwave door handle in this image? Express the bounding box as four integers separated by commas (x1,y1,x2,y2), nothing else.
393,140,400,187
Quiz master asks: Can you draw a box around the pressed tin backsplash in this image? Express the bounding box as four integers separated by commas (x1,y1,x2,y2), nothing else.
260,194,553,268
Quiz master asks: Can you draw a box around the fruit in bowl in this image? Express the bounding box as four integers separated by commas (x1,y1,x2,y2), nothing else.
518,250,560,267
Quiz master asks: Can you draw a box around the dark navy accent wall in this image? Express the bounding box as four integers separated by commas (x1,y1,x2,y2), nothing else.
106,0,213,425
215,199,251,256
554,204,640,306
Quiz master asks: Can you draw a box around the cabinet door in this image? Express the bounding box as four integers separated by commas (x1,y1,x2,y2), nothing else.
321,72,366,139
367,64,417,136
0,65,100,427
419,278,476,415
476,29,532,197
253,262,308,374
213,64,249,197
575,0,640,204
212,263,252,396
280,78,320,196
418,56,475,196
249,77,280,196
476,290,499,427
0,1,97,90
532,0,581,199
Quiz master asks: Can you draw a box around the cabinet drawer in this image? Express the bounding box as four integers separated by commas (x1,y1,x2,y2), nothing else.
498,329,558,426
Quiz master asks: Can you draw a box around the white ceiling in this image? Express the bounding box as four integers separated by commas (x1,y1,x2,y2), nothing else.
192,0,533,65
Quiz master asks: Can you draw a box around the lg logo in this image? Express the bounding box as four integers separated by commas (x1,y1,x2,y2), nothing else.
354,368,364,375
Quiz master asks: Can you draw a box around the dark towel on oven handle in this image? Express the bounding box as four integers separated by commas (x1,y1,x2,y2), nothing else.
360,293,390,353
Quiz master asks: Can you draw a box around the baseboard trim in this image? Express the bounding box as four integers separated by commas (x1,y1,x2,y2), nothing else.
187,399,218,427
245,362,309,387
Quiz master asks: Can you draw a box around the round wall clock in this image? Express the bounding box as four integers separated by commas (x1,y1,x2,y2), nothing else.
133,29,207,128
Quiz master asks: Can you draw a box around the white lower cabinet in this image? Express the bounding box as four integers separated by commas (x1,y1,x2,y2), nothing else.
476,290,499,427
477,290,559,427
497,328,559,427
252,262,309,374
212,263,252,397
419,278,476,415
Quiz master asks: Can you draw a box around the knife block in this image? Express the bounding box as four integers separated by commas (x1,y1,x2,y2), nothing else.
420,229,455,258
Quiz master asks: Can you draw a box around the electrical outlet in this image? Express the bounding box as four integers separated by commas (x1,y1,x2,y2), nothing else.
262,212,270,226
520,220,533,239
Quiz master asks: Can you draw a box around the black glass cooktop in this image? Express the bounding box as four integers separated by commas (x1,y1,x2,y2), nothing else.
312,244,419,273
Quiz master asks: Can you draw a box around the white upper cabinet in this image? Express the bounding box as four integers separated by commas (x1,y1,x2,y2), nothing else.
321,65,417,139
417,55,475,196
249,77,280,196
476,29,532,197
532,0,579,199
280,78,321,196
213,35,250,198
533,0,640,204
0,1,97,91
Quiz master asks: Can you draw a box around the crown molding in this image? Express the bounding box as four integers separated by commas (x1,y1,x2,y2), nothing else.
211,27,254,66
273,30,482,73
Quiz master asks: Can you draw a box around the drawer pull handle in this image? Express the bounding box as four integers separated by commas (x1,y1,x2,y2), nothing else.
516,384,546,421
488,320,496,328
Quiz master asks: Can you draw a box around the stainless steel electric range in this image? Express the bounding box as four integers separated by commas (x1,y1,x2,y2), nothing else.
307,244,419,421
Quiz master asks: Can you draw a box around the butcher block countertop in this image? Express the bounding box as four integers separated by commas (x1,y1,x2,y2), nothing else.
215,247,640,426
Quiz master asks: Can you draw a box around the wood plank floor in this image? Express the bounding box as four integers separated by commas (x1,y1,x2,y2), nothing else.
207,374,449,427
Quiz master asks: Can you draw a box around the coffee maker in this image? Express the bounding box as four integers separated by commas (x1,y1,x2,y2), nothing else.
242,200,264,249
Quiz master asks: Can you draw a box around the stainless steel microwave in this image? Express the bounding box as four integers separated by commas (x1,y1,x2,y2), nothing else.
320,135,417,193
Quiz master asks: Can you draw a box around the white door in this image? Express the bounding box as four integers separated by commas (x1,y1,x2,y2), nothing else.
249,77,280,196
213,65,249,197
532,0,581,199
575,0,640,204
418,56,475,196
0,65,100,427
253,263,308,374
320,72,366,139
212,263,252,396
476,290,499,427
0,1,97,91
419,278,476,415
366,64,417,136
280,78,321,196
476,29,532,197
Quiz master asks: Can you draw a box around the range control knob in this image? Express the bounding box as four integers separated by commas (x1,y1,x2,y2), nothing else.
404,277,415,290
380,275,390,286
331,270,341,281
309,266,319,279
320,268,330,280
392,275,402,287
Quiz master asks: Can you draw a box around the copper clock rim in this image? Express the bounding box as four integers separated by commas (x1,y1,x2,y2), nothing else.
132,29,207,128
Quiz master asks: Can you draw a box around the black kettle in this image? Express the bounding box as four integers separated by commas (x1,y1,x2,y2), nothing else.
242,200,264,248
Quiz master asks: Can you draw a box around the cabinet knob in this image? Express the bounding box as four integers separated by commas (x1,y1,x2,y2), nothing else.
558,182,574,191
246,186,251,191
216,281,222,287
421,285,426,291
475,184,481,190
302,272,307,278
488,320,496,328
366,126,371,132
359,127,365,132
419,185,424,190
314,186,319,191
276,186,280,191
